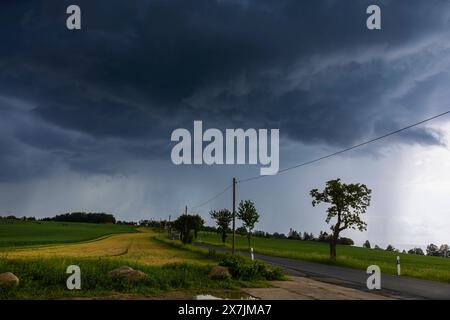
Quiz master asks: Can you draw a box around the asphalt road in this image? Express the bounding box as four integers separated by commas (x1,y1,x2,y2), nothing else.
194,242,450,300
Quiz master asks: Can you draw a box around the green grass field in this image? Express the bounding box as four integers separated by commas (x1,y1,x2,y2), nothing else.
197,232,450,283
0,219,135,247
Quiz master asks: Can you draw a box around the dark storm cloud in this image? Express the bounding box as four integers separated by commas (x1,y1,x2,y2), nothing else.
1,0,450,180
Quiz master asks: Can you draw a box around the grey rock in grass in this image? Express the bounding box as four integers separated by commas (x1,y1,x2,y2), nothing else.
209,266,231,280
107,266,147,282
0,272,19,287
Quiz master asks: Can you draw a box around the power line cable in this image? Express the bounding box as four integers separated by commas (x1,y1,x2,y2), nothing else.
238,110,450,184
190,184,232,209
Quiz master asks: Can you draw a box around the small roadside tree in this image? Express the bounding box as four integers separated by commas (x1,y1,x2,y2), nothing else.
237,200,260,250
363,240,371,249
310,179,371,261
209,209,233,243
173,214,204,244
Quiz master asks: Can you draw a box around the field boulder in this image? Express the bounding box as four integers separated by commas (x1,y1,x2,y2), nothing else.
0,272,19,287
209,266,231,280
107,266,147,282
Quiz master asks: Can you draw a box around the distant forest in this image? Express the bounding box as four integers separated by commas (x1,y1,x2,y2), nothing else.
1,212,118,224
42,212,116,224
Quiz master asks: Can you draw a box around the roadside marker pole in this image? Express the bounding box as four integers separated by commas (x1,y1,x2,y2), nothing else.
251,248,254,261
397,256,401,276
232,177,236,255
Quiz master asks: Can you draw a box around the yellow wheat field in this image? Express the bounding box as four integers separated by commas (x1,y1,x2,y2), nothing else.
0,229,210,266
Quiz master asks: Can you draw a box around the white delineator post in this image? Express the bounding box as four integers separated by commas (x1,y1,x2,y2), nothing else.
251,248,254,261
397,256,401,276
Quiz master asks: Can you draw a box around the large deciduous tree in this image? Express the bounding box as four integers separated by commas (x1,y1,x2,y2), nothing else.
209,209,233,243
237,200,260,249
310,179,371,260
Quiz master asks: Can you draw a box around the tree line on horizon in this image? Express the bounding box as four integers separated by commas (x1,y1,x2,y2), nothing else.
43,212,116,224
200,226,355,246
1,212,119,224
362,240,449,258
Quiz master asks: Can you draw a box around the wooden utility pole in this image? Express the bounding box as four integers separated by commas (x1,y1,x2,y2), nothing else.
168,215,171,238
232,177,236,255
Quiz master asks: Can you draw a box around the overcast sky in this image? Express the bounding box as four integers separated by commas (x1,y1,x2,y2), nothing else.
1,0,450,249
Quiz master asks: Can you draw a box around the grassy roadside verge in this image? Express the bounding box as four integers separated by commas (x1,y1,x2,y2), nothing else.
154,233,286,282
197,232,450,283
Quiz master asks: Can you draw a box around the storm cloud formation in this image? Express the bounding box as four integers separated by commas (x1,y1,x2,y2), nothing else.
1,0,450,180
1,1,450,246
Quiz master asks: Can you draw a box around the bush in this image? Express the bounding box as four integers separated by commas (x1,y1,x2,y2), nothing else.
218,254,284,281
262,266,285,280
338,237,354,246
207,249,217,258
209,266,231,280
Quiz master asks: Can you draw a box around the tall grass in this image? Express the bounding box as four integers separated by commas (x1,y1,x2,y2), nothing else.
0,257,237,299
